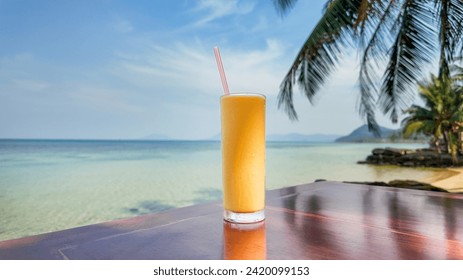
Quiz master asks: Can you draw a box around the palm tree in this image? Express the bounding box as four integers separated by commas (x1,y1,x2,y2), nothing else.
448,59,463,154
273,0,463,134
402,73,463,162
402,74,450,153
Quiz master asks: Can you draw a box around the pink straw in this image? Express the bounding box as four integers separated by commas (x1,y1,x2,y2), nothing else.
213,46,230,95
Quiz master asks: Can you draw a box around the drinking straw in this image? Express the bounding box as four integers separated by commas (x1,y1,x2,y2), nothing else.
213,46,230,95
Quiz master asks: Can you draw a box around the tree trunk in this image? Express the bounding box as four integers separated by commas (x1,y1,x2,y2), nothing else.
433,137,441,153
450,133,458,165
460,131,463,155
443,131,450,154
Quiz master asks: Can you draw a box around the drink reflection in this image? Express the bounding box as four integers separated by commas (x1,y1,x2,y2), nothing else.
223,221,266,260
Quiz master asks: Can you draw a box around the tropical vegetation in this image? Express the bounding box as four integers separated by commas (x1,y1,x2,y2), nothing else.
273,0,463,135
402,67,463,162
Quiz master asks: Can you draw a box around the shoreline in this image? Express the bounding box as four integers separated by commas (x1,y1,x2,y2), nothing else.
422,167,463,193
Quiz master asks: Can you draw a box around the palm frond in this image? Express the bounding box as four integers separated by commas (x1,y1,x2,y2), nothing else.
403,121,425,138
277,74,298,120
273,0,299,17
277,0,361,120
274,0,463,142
436,0,452,77
433,0,463,77
437,0,463,63
354,0,372,31
380,0,436,123
357,0,398,135
450,57,463,84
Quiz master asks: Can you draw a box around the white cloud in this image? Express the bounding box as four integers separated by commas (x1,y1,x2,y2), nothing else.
223,39,285,94
114,38,287,98
192,0,255,26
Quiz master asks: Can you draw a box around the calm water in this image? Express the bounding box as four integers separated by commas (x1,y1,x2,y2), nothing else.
0,139,439,241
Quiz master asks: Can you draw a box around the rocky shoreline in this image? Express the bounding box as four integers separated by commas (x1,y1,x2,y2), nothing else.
358,147,463,167
344,180,449,192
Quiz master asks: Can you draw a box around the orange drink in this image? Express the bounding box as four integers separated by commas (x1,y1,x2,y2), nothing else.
220,93,265,223
223,221,266,260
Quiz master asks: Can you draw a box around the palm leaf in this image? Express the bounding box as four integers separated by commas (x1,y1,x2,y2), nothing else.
273,0,298,17
357,0,398,135
277,0,362,120
403,121,424,138
434,0,463,77
380,0,435,123
274,0,463,138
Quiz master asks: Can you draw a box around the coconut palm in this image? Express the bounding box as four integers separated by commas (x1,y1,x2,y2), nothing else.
402,74,451,153
448,60,463,154
274,0,463,134
402,73,463,162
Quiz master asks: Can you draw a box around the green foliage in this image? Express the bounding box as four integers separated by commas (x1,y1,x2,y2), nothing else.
401,68,463,162
273,0,463,135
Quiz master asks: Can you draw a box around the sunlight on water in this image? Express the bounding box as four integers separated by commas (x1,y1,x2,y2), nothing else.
0,140,440,241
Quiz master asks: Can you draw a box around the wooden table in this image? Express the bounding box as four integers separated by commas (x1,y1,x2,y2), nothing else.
1,181,462,260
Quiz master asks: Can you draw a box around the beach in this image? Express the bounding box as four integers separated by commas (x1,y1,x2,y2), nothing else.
424,167,463,193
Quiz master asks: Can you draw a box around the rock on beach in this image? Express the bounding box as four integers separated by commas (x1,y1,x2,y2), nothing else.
359,147,463,167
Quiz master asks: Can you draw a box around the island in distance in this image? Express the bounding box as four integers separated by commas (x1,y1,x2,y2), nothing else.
266,125,423,143
334,124,427,143
335,125,397,143
266,133,341,142
266,125,410,143
208,133,341,142
143,124,422,143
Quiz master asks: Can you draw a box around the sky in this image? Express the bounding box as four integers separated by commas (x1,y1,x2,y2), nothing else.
0,0,432,140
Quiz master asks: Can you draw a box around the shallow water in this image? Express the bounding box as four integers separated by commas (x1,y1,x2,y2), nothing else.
0,140,440,241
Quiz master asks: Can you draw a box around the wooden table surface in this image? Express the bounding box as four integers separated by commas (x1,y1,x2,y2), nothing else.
1,181,462,260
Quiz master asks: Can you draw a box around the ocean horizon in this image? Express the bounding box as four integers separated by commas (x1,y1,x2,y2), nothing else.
0,139,439,241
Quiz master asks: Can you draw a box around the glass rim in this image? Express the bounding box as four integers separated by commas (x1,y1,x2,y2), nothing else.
220,92,265,99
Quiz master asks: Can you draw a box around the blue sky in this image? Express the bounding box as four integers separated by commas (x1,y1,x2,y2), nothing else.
0,0,419,140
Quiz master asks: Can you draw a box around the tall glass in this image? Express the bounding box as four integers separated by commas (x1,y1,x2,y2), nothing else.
220,93,265,223
223,221,266,259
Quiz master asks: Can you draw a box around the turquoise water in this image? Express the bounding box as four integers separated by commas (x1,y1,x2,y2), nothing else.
0,140,438,241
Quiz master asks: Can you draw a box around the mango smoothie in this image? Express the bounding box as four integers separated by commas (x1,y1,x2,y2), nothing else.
221,93,265,223
223,221,266,260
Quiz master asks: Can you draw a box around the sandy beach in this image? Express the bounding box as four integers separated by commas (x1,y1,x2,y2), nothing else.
423,167,463,193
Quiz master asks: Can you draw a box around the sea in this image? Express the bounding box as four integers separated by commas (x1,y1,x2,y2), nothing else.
0,139,440,241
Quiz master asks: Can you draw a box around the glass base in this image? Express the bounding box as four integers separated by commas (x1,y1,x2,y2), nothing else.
223,209,265,223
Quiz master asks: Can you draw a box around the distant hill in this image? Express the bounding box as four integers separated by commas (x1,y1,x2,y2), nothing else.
266,133,341,142
335,125,398,143
209,133,341,142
